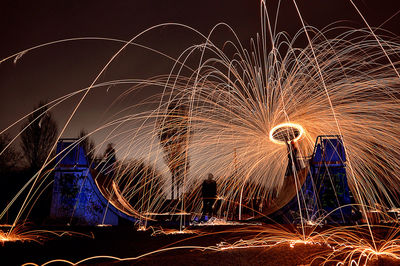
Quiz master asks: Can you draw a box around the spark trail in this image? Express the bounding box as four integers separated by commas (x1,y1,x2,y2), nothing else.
2,1,400,265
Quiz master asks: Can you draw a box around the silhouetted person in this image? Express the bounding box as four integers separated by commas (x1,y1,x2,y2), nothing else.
291,140,300,169
285,140,299,176
202,173,217,219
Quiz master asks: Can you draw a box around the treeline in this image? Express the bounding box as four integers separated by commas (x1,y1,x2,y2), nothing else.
0,102,96,174
0,101,167,224
0,101,112,224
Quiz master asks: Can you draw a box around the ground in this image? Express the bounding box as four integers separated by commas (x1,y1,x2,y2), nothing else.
1,225,399,265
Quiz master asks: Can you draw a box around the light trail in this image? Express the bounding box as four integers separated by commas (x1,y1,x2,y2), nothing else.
2,1,400,265
269,122,305,144
0,224,93,245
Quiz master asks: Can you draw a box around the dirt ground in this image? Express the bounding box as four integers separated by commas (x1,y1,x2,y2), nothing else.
1,225,399,266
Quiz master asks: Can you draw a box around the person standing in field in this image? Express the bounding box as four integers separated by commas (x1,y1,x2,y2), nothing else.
202,173,217,220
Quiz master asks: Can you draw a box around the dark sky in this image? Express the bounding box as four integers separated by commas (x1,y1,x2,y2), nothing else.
1,0,400,150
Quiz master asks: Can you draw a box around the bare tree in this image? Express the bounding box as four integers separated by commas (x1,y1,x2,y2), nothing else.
20,101,58,172
158,102,191,200
78,129,95,163
0,134,21,174
102,143,116,165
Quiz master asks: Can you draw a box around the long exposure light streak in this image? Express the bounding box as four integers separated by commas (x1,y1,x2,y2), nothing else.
269,122,304,144
2,0,400,265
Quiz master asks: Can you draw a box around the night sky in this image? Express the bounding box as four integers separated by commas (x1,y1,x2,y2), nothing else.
1,0,400,153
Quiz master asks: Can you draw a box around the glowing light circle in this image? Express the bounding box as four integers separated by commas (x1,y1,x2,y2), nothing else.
269,123,304,145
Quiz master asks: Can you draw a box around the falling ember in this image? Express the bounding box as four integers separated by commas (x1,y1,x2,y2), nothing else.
269,123,304,145
151,228,198,236
0,231,27,244
0,225,41,244
3,0,400,265
4,0,400,227
0,225,93,245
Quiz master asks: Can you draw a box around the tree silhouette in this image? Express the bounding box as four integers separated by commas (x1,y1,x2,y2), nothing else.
78,129,95,163
103,143,116,164
158,102,191,200
20,101,58,172
0,133,20,175
117,159,165,210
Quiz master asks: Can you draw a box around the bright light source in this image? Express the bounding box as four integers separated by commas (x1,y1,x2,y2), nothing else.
269,123,304,144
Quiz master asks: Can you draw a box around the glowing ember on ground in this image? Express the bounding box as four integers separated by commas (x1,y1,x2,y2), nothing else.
192,217,260,226
151,227,198,236
2,0,400,265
